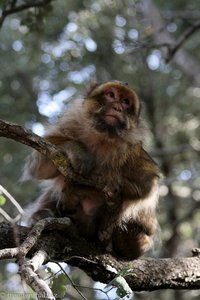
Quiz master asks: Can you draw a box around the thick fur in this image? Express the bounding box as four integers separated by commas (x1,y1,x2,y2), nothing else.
22,82,160,260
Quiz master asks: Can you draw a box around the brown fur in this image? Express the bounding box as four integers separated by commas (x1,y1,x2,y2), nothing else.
22,81,160,260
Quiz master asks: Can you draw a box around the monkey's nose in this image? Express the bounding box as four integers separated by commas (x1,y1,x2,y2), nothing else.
113,102,122,112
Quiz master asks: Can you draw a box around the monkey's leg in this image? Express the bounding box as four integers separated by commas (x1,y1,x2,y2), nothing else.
98,185,123,243
98,202,122,244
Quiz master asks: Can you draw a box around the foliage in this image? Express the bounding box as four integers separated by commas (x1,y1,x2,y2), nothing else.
0,195,6,206
106,265,135,298
0,0,200,299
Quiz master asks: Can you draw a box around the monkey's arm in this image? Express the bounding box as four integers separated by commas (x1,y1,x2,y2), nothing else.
98,145,160,244
22,150,59,180
121,145,160,199
22,131,95,180
22,133,70,180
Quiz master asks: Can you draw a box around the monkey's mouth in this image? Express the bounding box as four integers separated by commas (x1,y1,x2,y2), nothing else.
104,114,120,126
94,115,126,136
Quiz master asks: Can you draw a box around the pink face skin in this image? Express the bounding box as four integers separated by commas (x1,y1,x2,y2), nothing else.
103,88,132,126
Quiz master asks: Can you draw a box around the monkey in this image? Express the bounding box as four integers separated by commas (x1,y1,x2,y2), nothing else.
22,81,160,260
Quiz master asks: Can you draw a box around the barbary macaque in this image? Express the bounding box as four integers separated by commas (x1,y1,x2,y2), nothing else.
22,81,160,260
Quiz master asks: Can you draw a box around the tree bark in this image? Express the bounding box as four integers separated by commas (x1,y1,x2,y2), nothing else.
0,222,200,291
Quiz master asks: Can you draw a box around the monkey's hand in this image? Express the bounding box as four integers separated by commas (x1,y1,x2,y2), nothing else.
65,141,95,176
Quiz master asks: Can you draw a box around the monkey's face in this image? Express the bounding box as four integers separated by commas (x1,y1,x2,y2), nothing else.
84,82,141,137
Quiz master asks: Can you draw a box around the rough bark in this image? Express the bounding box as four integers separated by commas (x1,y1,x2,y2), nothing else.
0,222,200,291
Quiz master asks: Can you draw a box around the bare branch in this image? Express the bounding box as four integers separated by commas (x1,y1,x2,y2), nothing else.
0,217,71,259
166,21,200,63
19,254,56,300
20,250,55,300
0,207,21,223
0,184,24,215
28,249,48,272
0,218,72,299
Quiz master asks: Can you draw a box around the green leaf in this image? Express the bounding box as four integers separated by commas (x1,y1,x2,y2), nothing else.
106,275,132,298
118,265,136,278
51,273,69,298
0,195,6,206
105,265,135,298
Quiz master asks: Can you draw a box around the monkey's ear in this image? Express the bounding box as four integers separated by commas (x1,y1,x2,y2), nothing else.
86,81,100,96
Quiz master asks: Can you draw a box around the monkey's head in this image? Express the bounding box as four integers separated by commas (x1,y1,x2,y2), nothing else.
83,81,141,137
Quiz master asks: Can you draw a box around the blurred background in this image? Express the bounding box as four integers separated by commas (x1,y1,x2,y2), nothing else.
0,0,200,299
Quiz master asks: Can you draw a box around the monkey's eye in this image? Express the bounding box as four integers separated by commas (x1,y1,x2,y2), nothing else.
121,98,130,106
106,91,115,98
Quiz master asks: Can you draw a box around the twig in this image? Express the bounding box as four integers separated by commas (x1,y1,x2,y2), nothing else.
21,264,55,300
56,262,88,300
0,218,71,299
19,250,55,300
166,21,200,62
28,250,48,271
0,0,54,28
0,184,24,215
0,217,71,259
0,207,21,223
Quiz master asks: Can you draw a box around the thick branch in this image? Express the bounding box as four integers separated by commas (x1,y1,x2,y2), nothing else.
0,119,69,174
0,222,200,292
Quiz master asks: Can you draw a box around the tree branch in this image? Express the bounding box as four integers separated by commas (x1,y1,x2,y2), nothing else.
167,21,200,62
0,222,200,292
0,119,70,176
0,0,54,28
20,250,55,300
